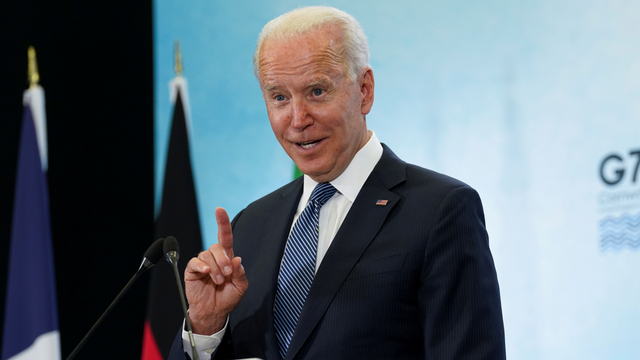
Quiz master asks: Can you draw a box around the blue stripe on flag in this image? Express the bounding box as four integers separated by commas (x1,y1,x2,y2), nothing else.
2,105,60,359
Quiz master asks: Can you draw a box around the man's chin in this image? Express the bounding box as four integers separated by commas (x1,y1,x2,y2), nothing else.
295,164,325,181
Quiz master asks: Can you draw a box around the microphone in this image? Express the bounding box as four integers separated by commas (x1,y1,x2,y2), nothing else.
140,236,167,271
65,238,166,360
163,236,199,360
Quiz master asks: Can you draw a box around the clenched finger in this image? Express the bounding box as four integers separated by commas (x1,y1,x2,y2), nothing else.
197,247,227,285
184,257,211,281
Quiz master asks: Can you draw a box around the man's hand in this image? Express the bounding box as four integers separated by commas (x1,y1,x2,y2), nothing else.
184,207,248,335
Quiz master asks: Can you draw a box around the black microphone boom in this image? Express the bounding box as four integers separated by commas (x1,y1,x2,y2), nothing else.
163,236,199,360
65,238,166,360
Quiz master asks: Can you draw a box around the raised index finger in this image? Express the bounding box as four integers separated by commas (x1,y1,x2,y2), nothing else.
215,207,234,258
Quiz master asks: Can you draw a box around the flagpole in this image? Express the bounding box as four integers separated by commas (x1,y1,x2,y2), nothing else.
25,46,48,172
174,40,183,77
28,46,40,88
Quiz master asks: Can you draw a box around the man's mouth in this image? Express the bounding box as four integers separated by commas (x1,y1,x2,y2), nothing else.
297,140,321,149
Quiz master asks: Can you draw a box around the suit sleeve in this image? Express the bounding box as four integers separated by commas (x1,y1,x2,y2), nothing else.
168,330,192,360
419,186,506,359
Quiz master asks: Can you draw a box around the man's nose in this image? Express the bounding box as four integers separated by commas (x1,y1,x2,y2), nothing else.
291,98,313,129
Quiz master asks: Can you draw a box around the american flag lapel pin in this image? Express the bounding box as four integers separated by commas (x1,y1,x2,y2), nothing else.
375,199,388,206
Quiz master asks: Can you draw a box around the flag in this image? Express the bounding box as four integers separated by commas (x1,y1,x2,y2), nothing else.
1,85,61,360
293,164,303,179
142,76,203,359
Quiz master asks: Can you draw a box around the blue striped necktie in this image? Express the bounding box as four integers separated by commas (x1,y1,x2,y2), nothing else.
273,182,337,359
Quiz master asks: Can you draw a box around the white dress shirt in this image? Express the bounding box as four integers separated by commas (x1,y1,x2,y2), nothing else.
183,131,383,359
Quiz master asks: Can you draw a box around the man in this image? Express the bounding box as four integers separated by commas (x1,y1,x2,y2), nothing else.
170,6,505,360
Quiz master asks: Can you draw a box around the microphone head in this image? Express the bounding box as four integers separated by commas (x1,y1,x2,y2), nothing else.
144,238,165,264
163,236,180,255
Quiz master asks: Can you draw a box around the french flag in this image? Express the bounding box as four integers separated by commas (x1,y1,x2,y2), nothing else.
1,85,61,360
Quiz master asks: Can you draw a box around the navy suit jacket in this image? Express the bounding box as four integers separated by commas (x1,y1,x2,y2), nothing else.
170,145,505,360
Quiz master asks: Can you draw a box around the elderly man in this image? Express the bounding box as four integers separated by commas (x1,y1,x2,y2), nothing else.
169,6,505,360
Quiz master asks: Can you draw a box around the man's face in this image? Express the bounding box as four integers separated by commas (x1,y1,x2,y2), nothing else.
258,25,374,183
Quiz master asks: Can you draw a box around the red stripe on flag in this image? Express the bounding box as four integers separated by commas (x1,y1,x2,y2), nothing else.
141,320,163,360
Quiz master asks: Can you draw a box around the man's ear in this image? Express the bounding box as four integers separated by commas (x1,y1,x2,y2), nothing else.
360,67,375,115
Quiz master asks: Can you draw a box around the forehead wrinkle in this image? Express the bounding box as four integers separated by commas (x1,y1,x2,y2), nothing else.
261,75,334,92
261,50,342,75
258,30,348,83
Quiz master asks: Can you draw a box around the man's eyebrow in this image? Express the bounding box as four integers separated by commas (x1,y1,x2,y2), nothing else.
308,77,333,88
263,83,277,91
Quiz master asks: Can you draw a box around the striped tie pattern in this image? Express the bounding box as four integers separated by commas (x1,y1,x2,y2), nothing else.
274,182,337,359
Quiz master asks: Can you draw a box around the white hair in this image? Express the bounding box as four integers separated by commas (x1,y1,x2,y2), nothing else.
253,6,370,82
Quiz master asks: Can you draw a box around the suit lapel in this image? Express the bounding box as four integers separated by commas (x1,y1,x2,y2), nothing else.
249,178,302,360
285,145,406,359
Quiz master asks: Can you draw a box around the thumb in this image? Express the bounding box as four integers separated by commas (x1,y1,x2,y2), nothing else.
230,257,247,288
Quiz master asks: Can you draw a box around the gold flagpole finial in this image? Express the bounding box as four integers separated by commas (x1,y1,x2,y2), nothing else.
174,41,183,76
28,46,40,88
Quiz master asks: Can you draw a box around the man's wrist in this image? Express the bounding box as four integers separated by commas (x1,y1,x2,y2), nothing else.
190,313,228,336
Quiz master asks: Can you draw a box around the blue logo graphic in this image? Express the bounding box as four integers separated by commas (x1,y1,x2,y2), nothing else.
599,212,640,251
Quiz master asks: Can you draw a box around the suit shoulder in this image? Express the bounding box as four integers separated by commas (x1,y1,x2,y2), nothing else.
237,177,302,216
378,144,475,194
404,163,476,194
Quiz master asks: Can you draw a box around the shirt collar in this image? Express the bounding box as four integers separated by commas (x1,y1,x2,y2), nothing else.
302,130,383,204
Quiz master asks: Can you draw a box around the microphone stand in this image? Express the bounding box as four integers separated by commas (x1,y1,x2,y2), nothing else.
166,248,199,360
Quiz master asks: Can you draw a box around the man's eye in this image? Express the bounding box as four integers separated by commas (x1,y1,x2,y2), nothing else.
275,95,285,101
312,89,324,96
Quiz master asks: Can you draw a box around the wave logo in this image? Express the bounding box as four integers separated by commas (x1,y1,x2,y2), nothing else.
599,212,640,251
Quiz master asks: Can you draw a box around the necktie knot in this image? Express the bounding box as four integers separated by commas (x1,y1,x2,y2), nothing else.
309,182,336,207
